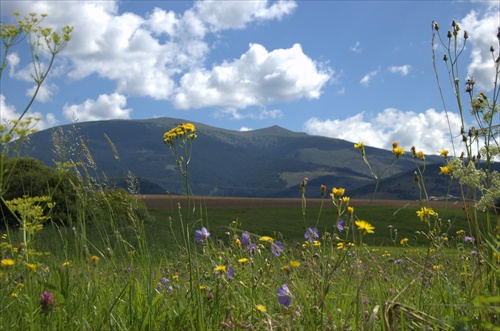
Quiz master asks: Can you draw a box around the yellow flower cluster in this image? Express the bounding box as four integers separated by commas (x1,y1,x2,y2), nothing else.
392,142,405,158
416,207,438,221
163,123,197,145
331,187,345,198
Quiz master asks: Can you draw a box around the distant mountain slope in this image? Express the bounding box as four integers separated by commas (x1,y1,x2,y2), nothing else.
19,117,452,198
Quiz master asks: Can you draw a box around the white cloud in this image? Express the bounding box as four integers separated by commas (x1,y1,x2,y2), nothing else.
303,108,466,155
0,95,58,130
215,106,284,120
239,126,253,132
174,43,332,109
459,9,499,90
360,70,378,86
388,65,411,76
194,0,296,31
349,41,361,53
25,83,57,103
62,93,132,122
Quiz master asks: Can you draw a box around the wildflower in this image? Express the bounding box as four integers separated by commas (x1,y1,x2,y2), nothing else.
400,238,409,246
439,165,451,175
214,265,227,276
157,278,173,293
332,187,345,197
271,241,284,256
392,147,405,158
313,240,321,247
91,255,99,266
282,265,291,273
247,243,257,255
392,142,399,148
238,258,249,264
172,275,179,281
336,218,344,232
493,252,500,261
277,284,293,307
416,207,438,221
347,206,354,214
337,242,345,250
355,220,375,234
259,236,274,243
464,236,475,243
1,233,6,239
1,259,15,268
456,229,465,235
290,261,300,268
433,265,442,270
354,142,365,149
61,261,71,267
342,196,350,204
26,263,36,272
256,304,267,313
320,185,327,196
438,149,449,158
40,290,56,313
234,238,241,247
304,227,319,242
227,265,235,280
199,285,207,291
394,259,403,265
195,227,210,245
417,151,425,160
241,231,251,246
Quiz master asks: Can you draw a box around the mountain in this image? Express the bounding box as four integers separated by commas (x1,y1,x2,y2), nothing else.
18,117,455,198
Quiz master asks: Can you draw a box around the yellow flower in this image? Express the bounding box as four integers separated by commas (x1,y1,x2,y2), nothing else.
400,238,409,246
433,265,442,270
173,275,179,281
214,265,227,274
1,259,15,268
438,149,449,158
290,261,300,268
342,196,350,204
91,255,100,265
332,187,345,197
439,165,451,175
1,234,6,239
416,207,438,221
416,151,425,160
302,243,308,249
200,285,207,291
392,147,405,158
238,258,249,264
282,265,291,273
259,236,274,243
61,261,72,267
256,304,267,313
313,240,321,247
347,206,354,214
355,220,375,234
354,142,365,149
26,263,36,272
234,239,241,247
337,242,345,250
456,229,465,235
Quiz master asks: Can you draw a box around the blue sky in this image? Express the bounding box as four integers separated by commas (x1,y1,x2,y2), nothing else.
1,0,499,155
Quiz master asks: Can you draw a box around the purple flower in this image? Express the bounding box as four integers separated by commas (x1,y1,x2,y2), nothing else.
241,231,251,246
271,241,284,257
248,243,257,256
157,278,173,293
195,227,210,245
393,259,403,265
227,265,235,280
277,284,293,307
304,227,319,242
337,219,344,232
464,236,475,243
40,290,56,313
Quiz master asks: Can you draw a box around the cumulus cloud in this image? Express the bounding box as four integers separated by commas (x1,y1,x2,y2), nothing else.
303,108,466,155
2,0,312,120
215,106,283,120
173,43,331,109
239,126,253,131
0,94,59,130
459,8,499,90
388,65,411,76
62,93,132,122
